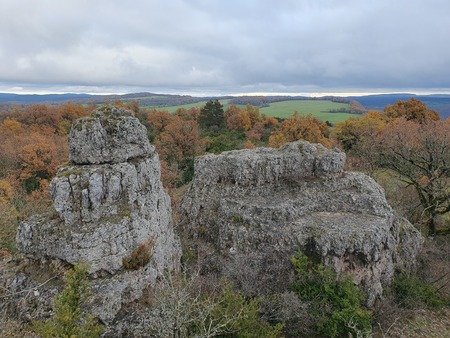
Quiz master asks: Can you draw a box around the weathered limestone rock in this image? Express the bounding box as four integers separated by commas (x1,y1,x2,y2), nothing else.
180,141,423,306
15,106,181,322
69,106,153,165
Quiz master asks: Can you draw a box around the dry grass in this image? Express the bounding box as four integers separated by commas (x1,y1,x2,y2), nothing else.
374,236,450,338
375,308,450,338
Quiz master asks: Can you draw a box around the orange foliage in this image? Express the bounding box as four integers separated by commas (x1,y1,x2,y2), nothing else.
155,116,205,167
262,116,279,128
15,104,61,133
146,109,174,135
175,107,201,121
268,113,331,148
0,104,78,194
159,160,178,192
0,179,13,204
57,103,91,134
333,111,389,152
18,131,62,185
245,122,265,141
150,111,206,188
0,118,23,134
384,98,440,123
243,140,256,149
245,104,261,125
225,105,251,132
225,104,279,142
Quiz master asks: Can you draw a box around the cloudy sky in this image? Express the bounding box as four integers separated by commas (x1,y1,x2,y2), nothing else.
0,0,449,96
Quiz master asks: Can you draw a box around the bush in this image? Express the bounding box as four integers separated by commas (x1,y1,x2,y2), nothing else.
33,264,103,338
146,273,284,337
122,239,155,270
393,271,446,309
290,251,372,337
205,131,246,154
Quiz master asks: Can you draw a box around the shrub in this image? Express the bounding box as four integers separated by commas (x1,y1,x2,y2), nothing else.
146,273,284,337
33,264,103,338
290,251,372,337
393,271,446,309
122,239,155,270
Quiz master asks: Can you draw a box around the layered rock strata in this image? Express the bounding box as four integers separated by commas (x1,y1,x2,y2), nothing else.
180,141,423,305
16,106,181,322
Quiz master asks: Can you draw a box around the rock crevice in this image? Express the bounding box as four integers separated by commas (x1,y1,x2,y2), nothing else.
15,106,181,322
180,141,423,305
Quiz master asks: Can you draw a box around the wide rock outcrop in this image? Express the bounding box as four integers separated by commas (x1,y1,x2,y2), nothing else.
15,106,181,322
180,141,423,305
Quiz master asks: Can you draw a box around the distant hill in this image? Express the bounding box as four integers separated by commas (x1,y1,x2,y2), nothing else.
0,93,93,103
1,92,449,119
0,92,213,107
347,94,450,119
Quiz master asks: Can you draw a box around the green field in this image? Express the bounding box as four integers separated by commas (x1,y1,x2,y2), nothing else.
143,100,231,113
260,100,358,124
144,99,360,124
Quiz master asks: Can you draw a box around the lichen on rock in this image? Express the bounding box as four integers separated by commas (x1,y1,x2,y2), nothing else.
69,106,153,165
179,141,423,306
15,106,181,323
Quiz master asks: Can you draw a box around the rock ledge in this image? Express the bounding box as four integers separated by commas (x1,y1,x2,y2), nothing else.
180,141,423,305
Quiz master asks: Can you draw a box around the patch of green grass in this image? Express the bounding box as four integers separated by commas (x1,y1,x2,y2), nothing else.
58,168,83,177
142,99,359,124
142,99,231,113
260,100,358,124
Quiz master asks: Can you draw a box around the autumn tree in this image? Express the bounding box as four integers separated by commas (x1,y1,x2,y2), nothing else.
0,118,25,175
372,118,450,235
15,104,61,133
0,112,67,193
174,107,201,122
150,110,205,188
224,104,279,143
225,105,251,132
0,105,72,253
384,98,440,123
145,109,174,142
268,113,331,148
18,130,62,192
332,111,390,173
348,100,367,114
57,103,91,134
199,100,225,130
245,104,261,125
110,99,140,114
333,111,389,152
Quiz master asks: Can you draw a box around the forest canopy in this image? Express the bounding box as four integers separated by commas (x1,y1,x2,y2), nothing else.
0,97,449,257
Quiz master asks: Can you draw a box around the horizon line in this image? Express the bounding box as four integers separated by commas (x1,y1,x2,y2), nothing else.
1,90,450,98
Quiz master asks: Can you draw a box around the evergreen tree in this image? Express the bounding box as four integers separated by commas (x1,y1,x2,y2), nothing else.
199,100,225,130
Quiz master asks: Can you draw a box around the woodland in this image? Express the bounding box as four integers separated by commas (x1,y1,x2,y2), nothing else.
0,97,450,337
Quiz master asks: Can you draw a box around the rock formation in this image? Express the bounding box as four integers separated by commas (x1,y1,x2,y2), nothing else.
179,141,423,305
6,113,424,334
15,106,181,322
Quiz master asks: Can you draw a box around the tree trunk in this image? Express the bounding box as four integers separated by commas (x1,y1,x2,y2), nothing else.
428,217,437,237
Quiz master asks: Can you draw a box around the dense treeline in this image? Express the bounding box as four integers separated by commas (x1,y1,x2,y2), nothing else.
0,103,95,254
0,97,449,256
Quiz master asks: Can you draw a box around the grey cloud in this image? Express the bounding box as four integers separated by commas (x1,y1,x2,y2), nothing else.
0,0,449,94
